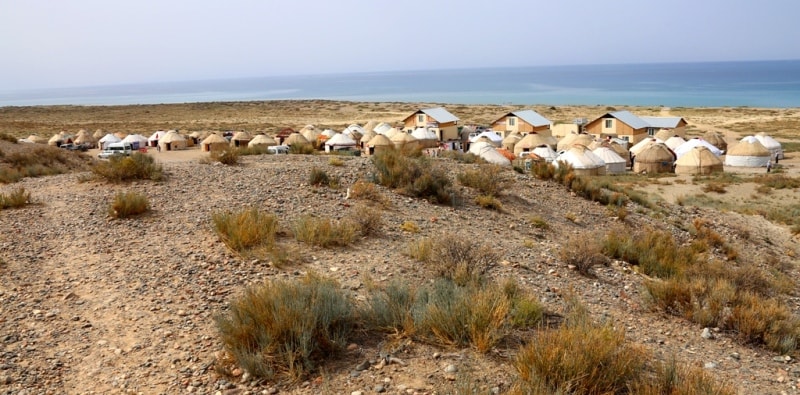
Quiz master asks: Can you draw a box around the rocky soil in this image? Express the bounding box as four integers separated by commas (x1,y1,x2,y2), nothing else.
1,151,800,395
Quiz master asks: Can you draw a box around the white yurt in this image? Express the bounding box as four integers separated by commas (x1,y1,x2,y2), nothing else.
470,131,503,147
121,134,148,150
724,136,771,167
468,141,511,166
629,137,658,157
373,122,392,135
754,132,784,160
98,133,122,149
384,127,401,139
343,124,365,136
411,127,439,148
148,130,166,147
674,146,723,175
664,136,687,151
324,133,357,152
592,146,627,174
530,145,558,162
248,134,278,148
553,145,606,176
673,138,723,159
514,133,553,157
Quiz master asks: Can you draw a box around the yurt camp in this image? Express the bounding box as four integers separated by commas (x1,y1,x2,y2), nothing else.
674,146,723,175
629,137,657,157
26,134,46,144
592,146,627,174
470,131,503,147
633,143,675,174
121,134,148,150
553,145,606,176
365,134,393,156
248,134,278,148
557,133,594,152
724,136,771,167
159,131,187,151
148,131,166,147
93,129,105,140
530,145,558,163
501,132,523,152
324,133,358,152
664,136,687,151
301,128,321,147
359,130,377,150
229,131,252,148
411,127,439,148
201,133,229,152
673,138,722,159
754,132,784,160
48,133,65,147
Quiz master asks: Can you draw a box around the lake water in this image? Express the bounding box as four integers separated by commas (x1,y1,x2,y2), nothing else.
2,60,798,107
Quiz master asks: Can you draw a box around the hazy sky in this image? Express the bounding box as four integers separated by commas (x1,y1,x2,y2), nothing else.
1,0,798,91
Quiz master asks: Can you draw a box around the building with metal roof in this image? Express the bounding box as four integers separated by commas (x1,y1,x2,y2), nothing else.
403,107,460,141
491,110,552,137
584,111,687,144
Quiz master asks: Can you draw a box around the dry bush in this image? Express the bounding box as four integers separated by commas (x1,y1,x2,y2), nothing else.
440,150,484,164
1,146,85,183
530,161,555,180
353,204,383,236
0,133,17,143
108,191,149,219
308,167,338,187
630,357,736,395
215,273,355,380
457,164,511,197
292,215,358,248
474,195,503,211
0,187,31,209
751,174,800,189
602,227,691,278
371,149,455,205
288,143,315,155
400,220,420,233
423,233,498,286
732,292,800,353
702,182,727,194
92,153,164,183
212,207,278,253
560,235,609,277
405,237,433,262
209,148,239,165
528,215,550,230
349,179,388,206
327,156,344,166
360,280,416,334
236,145,269,156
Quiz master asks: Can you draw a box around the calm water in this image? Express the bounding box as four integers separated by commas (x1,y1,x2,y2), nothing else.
2,60,799,107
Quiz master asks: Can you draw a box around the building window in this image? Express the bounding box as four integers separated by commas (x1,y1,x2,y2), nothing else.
622,136,629,142
604,119,613,128
647,128,655,136
508,117,516,126
417,114,425,123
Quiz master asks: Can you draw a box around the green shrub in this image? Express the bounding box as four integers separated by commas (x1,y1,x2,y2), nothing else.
108,191,149,218
209,148,239,165
309,167,333,187
92,153,164,183
360,281,416,334
215,273,355,380
212,208,278,253
292,215,358,248
371,149,455,205
0,187,31,209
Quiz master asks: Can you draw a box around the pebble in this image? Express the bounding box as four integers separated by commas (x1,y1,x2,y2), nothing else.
704,362,718,369
701,327,714,340
374,384,386,393
351,391,363,395
444,364,458,373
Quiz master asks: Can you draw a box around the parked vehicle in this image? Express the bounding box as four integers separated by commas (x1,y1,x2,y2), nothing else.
98,142,134,159
267,145,290,154
60,143,89,152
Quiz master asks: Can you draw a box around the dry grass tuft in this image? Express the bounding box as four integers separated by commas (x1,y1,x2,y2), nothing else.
108,191,149,219
0,187,31,209
457,164,511,197
560,234,609,277
92,153,164,183
292,215,359,248
208,148,239,165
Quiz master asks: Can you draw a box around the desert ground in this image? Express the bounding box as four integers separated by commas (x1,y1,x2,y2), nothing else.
1,101,800,395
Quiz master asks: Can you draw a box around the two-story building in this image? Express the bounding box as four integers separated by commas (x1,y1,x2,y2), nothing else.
490,110,552,138
584,110,687,144
402,107,460,141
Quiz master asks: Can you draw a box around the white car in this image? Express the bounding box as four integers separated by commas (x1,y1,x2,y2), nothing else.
267,145,289,154
98,142,134,159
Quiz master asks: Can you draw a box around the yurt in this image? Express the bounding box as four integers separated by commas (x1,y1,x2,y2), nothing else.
26,134,46,144
47,134,64,147
275,128,295,145
654,129,673,142
113,131,128,140
664,136,687,151
675,146,723,175
755,132,784,160
496,148,517,161
390,132,420,151
284,132,310,147
514,133,552,157
411,127,439,148
230,131,252,148
673,138,723,159
633,143,675,174
373,122,392,135
592,146,627,174
384,127,401,139
299,125,316,134
724,136,771,167
468,141,511,166
76,129,89,137
201,133,230,152
121,134,148,149
359,130,377,149
148,131,166,147
470,131,503,147
248,134,278,148
531,145,558,163
363,120,379,134
318,129,337,145
553,145,606,176
629,137,658,157
324,133,357,152
93,129,105,140
703,131,728,153
301,128,321,147
557,133,594,152
365,134,393,156
159,131,187,151
98,133,121,149
344,124,365,137
608,141,631,167
501,133,522,152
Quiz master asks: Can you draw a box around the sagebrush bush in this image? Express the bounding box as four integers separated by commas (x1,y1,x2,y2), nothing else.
108,191,149,218
360,280,416,334
560,235,609,276
371,149,455,205
215,273,355,380
328,157,344,166
349,179,388,206
457,164,510,197
528,215,550,230
289,143,315,155
212,208,278,253
0,146,80,183
475,195,503,211
0,187,31,209
0,133,17,143
92,153,164,182
408,233,497,286
209,148,239,165
353,204,383,236
309,167,337,187
405,237,433,261
292,215,358,247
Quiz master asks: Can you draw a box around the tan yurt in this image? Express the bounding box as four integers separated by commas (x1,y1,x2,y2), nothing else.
188,131,203,145
384,127,401,139
201,133,229,152
724,136,771,167
27,134,46,144
390,131,420,151
114,132,128,140
230,131,252,148
47,134,64,146
359,130,377,149
501,132,523,152
675,146,723,175
76,129,89,137
514,133,552,157
557,133,593,152
284,132,310,147
93,129,105,140
159,131,187,151
664,135,687,151
248,134,278,148
301,128,321,147
275,128,295,145
629,137,658,157
633,143,675,174
365,134,393,156
363,120,379,134
703,131,728,154
654,129,673,142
